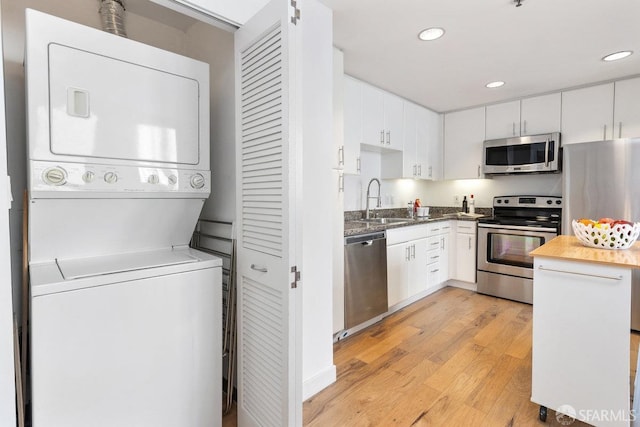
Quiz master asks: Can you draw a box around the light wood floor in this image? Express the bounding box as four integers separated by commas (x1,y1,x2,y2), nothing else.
225,287,640,426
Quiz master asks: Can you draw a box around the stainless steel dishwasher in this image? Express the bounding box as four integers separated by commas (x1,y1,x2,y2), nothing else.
344,231,388,329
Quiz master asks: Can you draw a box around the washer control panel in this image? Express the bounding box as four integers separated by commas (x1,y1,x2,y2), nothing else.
30,161,210,195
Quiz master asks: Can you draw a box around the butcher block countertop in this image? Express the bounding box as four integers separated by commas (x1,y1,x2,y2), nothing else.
530,235,640,269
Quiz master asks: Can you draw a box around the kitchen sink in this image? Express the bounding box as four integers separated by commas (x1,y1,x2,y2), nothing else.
355,218,410,225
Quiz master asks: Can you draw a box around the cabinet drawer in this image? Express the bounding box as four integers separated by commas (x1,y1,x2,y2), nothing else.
427,263,441,283
427,221,451,235
427,248,441,266
386,225,428,245
456,221,476,234
427,235,441,251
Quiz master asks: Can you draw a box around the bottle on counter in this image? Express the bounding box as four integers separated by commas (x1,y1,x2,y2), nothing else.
407,201,414,218
414,198,421,215
462,196,468,213
469,194,475,214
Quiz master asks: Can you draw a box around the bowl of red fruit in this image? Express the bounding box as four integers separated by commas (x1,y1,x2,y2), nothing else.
572,218,640,249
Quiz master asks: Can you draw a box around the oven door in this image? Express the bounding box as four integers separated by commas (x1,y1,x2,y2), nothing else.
477,223,557,279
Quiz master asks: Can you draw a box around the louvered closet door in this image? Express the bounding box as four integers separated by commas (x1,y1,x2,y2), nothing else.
235,1,301,426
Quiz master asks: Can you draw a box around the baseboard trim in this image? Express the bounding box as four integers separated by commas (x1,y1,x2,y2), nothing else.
303,364,336,401
446,279,477,292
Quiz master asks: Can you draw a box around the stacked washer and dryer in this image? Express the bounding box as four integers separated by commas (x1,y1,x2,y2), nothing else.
25,9,221,426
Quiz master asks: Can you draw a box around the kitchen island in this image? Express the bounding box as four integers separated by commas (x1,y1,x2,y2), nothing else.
530,235,640,426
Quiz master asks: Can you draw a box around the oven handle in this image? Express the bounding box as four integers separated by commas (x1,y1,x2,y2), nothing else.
478,223,558,233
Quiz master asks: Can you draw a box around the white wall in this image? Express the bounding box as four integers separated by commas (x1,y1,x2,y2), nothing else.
0,3,17,424
300,0,335,400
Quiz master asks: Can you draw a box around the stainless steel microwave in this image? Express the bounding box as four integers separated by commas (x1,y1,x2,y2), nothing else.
482,132,561,175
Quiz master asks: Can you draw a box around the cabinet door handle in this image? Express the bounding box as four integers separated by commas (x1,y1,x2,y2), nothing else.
356,157,361,173
338,146,344,166
477,165,481,178
428,165,432,178
619,122,623,138
380,130,385,144
418,165,422,176
441,237,444,250
386,131,391,145
251,264,268,273
538,265,622,281
512,122,516,136
413,164,417,176
468,236,472,250
411,244,416,259
523,120,527,135
338,173,344,192
405,246,411,261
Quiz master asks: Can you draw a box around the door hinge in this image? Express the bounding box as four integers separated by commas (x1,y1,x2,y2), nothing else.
291,265,301,288
291,0,301,25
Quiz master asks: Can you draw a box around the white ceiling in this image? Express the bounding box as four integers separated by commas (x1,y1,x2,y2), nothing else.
320,0,640,113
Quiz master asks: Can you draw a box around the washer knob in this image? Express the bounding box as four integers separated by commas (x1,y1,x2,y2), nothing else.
104,171,118,184
43,167,67,186
147,174,159,184
190,173,205,189
168,175,178,185
82,171,95,183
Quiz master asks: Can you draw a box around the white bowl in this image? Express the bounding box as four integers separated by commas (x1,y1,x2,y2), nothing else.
572,220,640,250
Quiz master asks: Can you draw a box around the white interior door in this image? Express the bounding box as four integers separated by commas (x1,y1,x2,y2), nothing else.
234,1,301,425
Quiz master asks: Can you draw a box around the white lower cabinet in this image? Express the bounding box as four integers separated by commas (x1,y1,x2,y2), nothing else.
454,221,477,283
386,225,428,308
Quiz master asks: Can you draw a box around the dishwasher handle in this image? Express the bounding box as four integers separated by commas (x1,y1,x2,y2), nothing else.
345,231,386,245
361,240,374,246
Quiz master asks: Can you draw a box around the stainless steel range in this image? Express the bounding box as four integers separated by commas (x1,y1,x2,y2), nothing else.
477,196,562,304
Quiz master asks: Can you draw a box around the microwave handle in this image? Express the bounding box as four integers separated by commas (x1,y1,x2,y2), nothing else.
544,139,549,167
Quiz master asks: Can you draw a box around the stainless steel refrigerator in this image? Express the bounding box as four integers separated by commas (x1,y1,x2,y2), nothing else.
563,138,640,331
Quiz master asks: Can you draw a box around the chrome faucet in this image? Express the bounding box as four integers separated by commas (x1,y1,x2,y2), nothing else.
365,178,382,219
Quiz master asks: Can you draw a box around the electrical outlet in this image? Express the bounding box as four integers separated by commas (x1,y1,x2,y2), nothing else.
454,195,460,205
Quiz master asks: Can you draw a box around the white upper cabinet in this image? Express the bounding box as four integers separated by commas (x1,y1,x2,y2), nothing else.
561,83,614,144
419,107,443,180
343,76,362,174
485,100,520,140
614,77,640,139
485,94,561,140
332,48,344,171
361,83,385,148
383,92,404,151
520,93,561,136
361,82,403,150
401,101,418,178
444,107,485,180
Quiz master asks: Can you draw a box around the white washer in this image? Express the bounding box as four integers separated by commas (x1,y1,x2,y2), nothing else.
24,10,221,426
29,248,221,427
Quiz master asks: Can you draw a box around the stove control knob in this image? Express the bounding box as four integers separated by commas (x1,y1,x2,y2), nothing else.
104,171,118,184
547,199,553,205
504,199,509,204
555,200,561,205
168,175,178,185
496,199,502,204
43,167,67,186
147,174,159,185
190,173,205,189
82,171,95,183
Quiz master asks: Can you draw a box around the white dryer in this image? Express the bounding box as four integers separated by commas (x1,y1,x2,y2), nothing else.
25,9,221,426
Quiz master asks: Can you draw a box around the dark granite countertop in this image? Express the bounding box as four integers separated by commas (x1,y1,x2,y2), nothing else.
343,207,490,237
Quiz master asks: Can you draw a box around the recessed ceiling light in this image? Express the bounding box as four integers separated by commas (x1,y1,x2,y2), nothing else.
418,27,445,41
602,51,633,62
486,81,505,88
